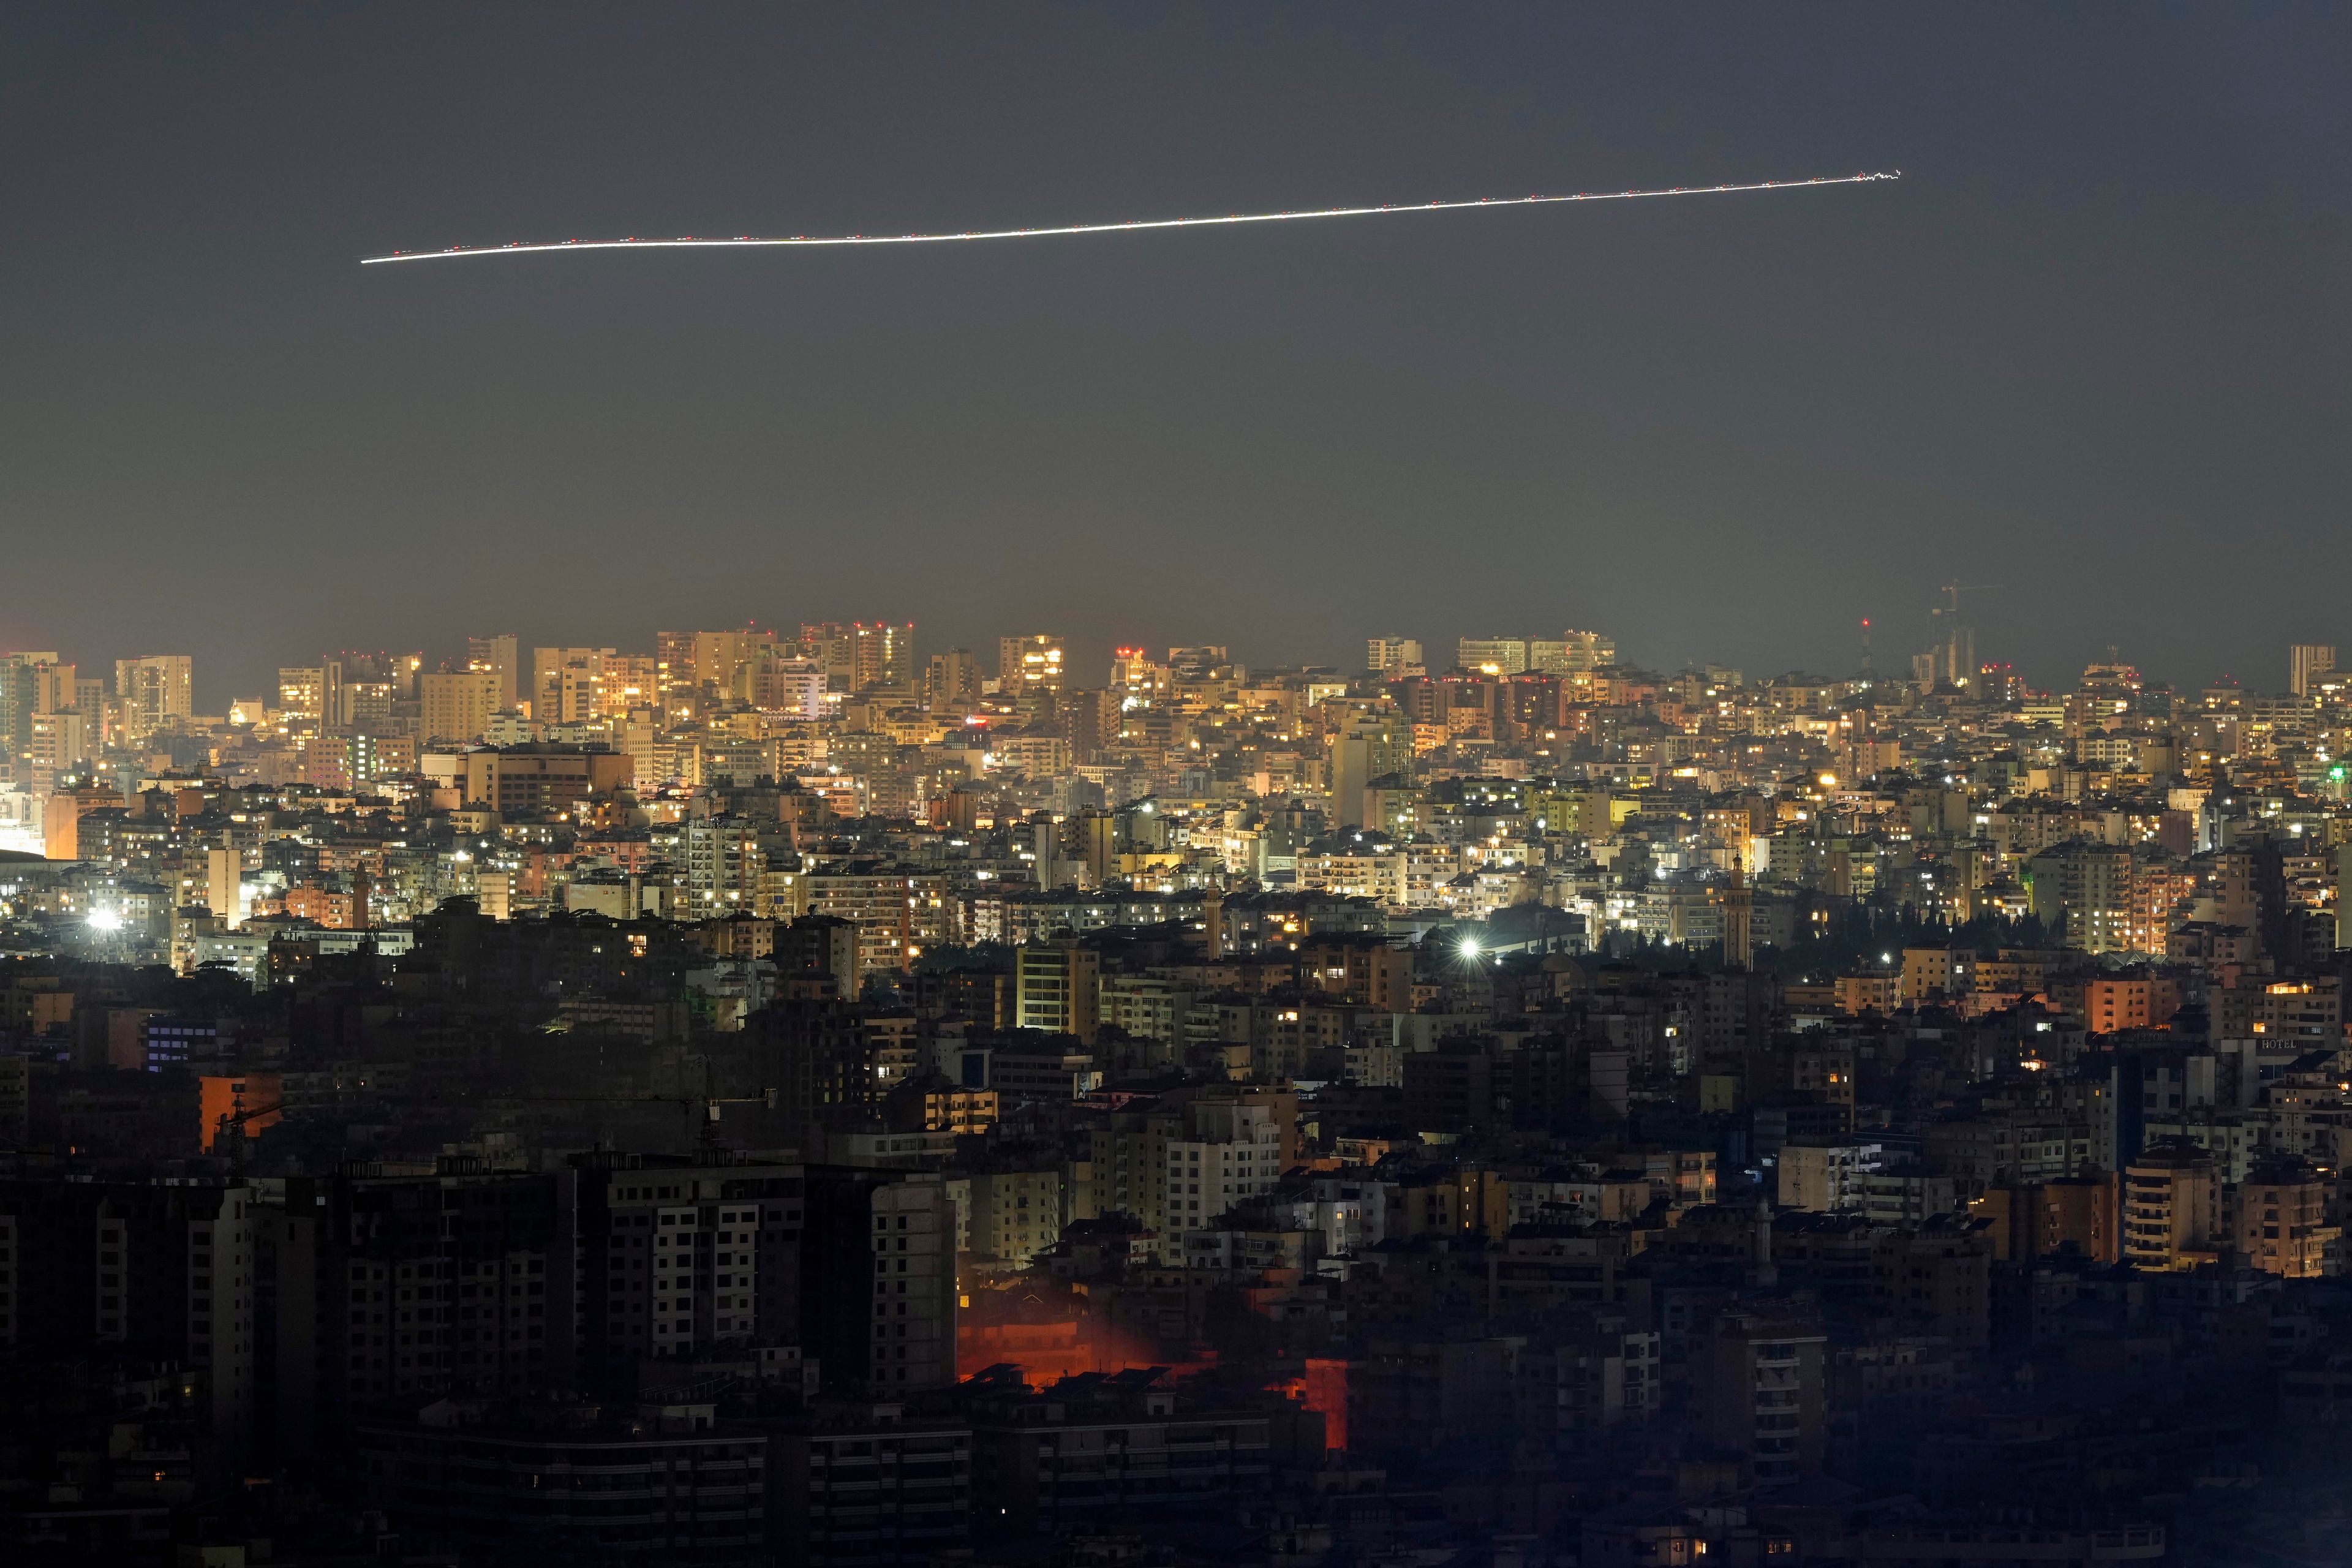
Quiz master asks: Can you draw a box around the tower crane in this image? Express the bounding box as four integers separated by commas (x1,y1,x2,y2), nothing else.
214,1100,284,1180
1937,582,2002,613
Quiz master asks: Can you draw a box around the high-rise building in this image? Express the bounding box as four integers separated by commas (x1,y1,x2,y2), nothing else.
531,647,617,724
277,666,325,721
1692,1298,1826,1485
809,620,917,696
599,652,656,714
2337,845,2352,953
326,651,417,720
799,1167,958,1396
1974,1174,2119,1264
1922,587,1981,690
2022,842,2194,957
1109,646,1170,698
772,1403,973,1566
420,669,500,744
357,1411,773,1561
1366,637,1424,676
0,653,59,775
654,630,696,700
28,709,91,785
1776,1139,1882,1212
206,845,246,927
564,1158,812,1385
466,633,520,710
1456,637,1528,676
1329,710,1412,828
1085,1085,1297,1251
1016,937,1101,1043
848,622,915,692
1557,628,1617,673
797,869,933,975
998,634,1066,694
2121,1140,2220,1272
801,623,859,691
2291,643,2337,698
456,743,633,813
286,1167,563,1434
691,628,780,697
684,816,765,916
113,655,192,746
1166,645,1231,680
1058,687,1120,764
1528,632,1619,676
750,655,828,717
29,660,78,718
2235,1156,2340,1279
926,648,982,709
0,1177,261,1472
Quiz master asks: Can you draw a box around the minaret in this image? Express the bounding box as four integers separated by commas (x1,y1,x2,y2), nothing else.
1721,855,1754,970
1203,885,1225,960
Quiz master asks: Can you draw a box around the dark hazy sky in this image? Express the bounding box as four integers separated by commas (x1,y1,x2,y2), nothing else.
3,4,2346,704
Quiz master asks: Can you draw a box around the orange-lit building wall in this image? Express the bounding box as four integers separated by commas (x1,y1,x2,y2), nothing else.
199,1072,282,1151
1303,1356,1349,1454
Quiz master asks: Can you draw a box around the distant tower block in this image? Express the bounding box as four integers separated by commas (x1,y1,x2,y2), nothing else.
2291,644,2337,698
1719,859,1754,970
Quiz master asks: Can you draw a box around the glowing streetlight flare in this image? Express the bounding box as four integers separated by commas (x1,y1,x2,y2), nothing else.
361,172,1901,266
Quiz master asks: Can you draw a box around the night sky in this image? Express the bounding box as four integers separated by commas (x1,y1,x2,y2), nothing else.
4,4,2346,705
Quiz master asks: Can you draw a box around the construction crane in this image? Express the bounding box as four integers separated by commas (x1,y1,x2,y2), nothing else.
214,1101,284,1180
1929,583,2003,690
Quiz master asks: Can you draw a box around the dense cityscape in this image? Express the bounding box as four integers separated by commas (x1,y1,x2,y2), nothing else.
4,616,2352,1564
14,0,2352,1562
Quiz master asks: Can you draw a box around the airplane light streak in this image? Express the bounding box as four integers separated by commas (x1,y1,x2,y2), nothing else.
360,171,1898,265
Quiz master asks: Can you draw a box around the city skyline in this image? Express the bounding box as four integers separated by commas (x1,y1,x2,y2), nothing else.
6,6,2348,695
7,7,2352,1562
7,612,2342,724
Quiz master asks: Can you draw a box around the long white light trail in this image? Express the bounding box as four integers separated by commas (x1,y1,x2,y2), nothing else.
360,170,1898,265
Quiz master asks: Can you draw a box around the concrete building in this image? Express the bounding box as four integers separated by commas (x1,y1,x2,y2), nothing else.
964,1167,1068,1265
1329,711,1411,829
456,742,633,814
2235,1156,2340,1279
684,816,766,918
1777,1140,1883,1213
771,1401,971,1567
358,1403,769,1561
1016,937,1100,1043
420,669,500,744
0,1177,260,1479
965,1370,1273,1537
2291,642,2337,698
1974,1172,2120,1264
1692,1301,1826,1487
1901,946,1975,1006
1455,637,1529,676
113,655,192,745
2121,1139,2220,1271
997,633,1066,695
465,633,519,709
813,1169,957,1396
561,1159,811,1390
